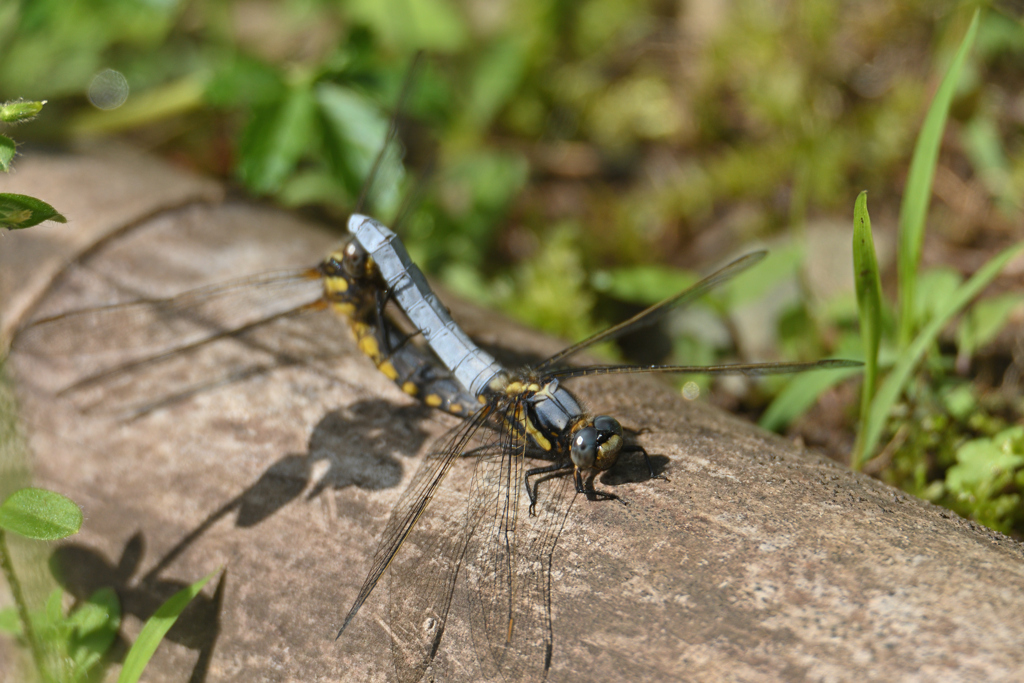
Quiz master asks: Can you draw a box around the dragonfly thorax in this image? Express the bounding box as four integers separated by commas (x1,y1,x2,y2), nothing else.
502,377,596,457
570,415,624,472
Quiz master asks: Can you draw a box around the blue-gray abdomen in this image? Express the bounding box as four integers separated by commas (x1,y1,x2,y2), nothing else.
348,214,504,398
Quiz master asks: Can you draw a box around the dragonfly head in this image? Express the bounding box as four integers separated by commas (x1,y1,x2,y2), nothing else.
341,239,373,278
321,240,377,282
570,415,623,472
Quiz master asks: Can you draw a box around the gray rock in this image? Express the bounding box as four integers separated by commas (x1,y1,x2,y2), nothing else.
2,150,1023,682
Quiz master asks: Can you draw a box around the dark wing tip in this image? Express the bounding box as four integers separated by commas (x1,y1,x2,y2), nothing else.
336,606,360,641
819,358,864,368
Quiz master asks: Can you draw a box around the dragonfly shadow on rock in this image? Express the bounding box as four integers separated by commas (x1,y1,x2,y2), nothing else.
50,533,227,683
598,448,671,489
143,398,436,578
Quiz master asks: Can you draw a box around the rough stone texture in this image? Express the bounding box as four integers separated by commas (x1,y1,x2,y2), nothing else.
2,151,1024,682
0,144,224,346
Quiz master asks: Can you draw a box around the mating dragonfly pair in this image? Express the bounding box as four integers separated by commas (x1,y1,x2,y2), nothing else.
323,213,859,680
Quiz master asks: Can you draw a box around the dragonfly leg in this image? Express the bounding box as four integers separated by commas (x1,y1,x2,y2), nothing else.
525,461,573,516
621,443,669,483
573,468,622,506
374,291,411,358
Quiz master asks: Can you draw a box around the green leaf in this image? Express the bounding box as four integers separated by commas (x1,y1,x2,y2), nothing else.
465,36,530,128
0,192,66,230
236,83,317,195
723,243,803,310
68,588,121,680
856,241,1024,469
205,55,285,108
0,134,14,172
0,487,82,540
0,99,44,123
503,224,595,342
852,192,883,454
943,426,1024,532
117,568,220,683
947,427,1024,491
963,115,1013,203
316,82,401,214
897,9,980,347
942,383,977,422
68,588,120,636
914,267,962,324
45,586,64,627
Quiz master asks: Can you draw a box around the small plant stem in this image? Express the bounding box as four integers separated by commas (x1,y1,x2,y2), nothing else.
0,528,46,677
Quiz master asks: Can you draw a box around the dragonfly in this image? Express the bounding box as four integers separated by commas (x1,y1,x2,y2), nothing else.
334,213,863,681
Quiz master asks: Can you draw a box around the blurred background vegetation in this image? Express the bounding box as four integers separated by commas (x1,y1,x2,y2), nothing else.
2,0,1024,534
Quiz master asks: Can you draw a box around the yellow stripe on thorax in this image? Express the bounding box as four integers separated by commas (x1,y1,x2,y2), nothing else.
509,402,551,452
330,301,356,317
323,274,349,296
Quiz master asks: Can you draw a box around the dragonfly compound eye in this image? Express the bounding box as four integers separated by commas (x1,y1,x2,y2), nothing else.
344,241,369,274
592,415,623,470
571,417,623,472
570,427,598,470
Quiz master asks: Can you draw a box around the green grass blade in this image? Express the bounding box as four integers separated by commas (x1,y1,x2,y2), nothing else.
116,568,220,683
897,8,980,348
851,191,883,466
856,241,1024,469
759,363,863,432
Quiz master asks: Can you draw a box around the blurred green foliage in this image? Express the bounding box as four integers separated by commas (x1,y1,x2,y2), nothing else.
0,586,120,683
2,0,1024,532
885,376,1024,534
5,1,1006,299
945,425,1024,532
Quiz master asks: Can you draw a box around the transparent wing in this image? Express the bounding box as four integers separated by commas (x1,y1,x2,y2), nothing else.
379,396,575,683
15,268,321,361
548,358,864,381
535,251,767,372
464,414,576,683
464,405,529,680
385,426,502,682
12,269,326,415
337,406,493,643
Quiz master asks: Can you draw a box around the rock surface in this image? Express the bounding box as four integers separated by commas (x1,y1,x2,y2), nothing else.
2,149,1024,682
